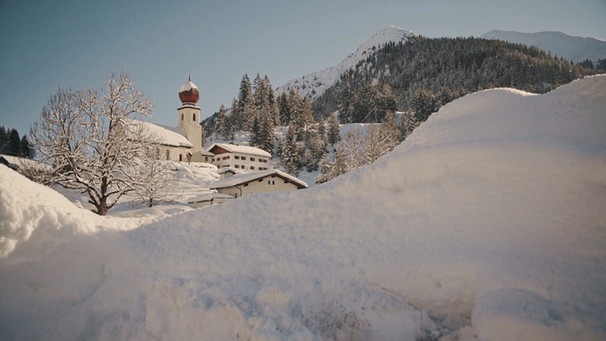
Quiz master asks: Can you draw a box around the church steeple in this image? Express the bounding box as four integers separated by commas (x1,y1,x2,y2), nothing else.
178,78,200,105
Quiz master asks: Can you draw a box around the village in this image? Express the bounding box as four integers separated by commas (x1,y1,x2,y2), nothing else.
1,77,308,211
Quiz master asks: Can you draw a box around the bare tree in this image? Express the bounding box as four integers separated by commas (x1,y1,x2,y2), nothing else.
30,74,153,215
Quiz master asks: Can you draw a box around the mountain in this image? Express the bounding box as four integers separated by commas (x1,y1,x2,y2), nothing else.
481,30,606,63
276,25,416,100
310,35,596,119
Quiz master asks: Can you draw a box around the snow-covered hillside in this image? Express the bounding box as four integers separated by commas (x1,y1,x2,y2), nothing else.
1,75,605,340
276,25,416,100
482,30,606,63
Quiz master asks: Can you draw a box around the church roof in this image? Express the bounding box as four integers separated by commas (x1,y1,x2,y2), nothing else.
126,119,192,148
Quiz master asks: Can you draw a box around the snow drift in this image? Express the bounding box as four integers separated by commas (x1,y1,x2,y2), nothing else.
1,75,605,340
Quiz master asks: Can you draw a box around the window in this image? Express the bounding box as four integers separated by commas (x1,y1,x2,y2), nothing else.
235,155,240,159
222,156,230,160
241,156,246,161
193,114,196,121
179,154,182,162
235,165,239,168
156,148,160,160
250,157,256,161
166,149,170,160
181,113,184,121
250,166,255,170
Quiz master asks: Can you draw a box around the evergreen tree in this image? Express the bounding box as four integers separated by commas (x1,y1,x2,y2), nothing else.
20,135,35,158
6,129,22,156
236,74,255,130
327,112,341,146
250,111,275,153
302,125,327,172
281,125,299,175
278,92,290,125
0,126,7,153
337,70,355,123
410,89,437,122
216,104,233,140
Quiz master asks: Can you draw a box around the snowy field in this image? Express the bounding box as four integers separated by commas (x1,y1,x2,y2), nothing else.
1,75,605,340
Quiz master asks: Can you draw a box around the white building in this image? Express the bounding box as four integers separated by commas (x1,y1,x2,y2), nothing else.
207,143,271,172
134,78,206,163
210,169,308,198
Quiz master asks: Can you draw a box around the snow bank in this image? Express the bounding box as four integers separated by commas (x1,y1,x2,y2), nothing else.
1,76,605,340
0,168,135,260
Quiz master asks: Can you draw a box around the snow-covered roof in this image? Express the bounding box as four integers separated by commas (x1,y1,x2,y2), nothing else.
128,120,193,148
207,143,271,158
0,154,51,170
187,192,233,204
179,81,198,93
210,169,307,190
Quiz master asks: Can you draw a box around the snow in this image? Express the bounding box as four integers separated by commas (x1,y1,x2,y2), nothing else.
277,25,416,100
129,119,193,147
207,142,272,158
179,80,198,93
210,169,308,189
1,75,606,340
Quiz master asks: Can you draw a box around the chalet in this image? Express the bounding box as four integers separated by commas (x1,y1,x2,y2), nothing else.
207,143,271,172
210,169,307,198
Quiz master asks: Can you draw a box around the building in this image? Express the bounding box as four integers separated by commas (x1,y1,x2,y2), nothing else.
134,78,205,162
207,143,271,172
210,169,308,198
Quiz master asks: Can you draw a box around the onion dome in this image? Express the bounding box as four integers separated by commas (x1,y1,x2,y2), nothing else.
178,77,200,104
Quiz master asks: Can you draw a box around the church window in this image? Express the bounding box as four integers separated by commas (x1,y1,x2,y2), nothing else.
179,154,183,162
193,114,196,121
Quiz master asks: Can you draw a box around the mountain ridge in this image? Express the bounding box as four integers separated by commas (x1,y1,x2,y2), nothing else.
276,25,416,100
481,29,606,63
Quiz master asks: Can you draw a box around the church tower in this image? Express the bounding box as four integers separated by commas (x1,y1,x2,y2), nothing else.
177,77,203,160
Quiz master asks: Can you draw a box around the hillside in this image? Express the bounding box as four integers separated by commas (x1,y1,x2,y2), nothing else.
276,25,416,101
481,30,606,63
311,35,596,119
1,76,605,340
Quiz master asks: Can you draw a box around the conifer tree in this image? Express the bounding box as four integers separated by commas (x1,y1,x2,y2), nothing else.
281,125,299,175
337,70,355,123
328,112,341,146
236,74,255,130
6,129,22,156
216,104,233,140
278,92,290,125
20,135,35,158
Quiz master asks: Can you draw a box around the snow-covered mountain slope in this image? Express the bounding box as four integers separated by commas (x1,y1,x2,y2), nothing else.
482,29,606,63
276,25,416,100
1,75,605,340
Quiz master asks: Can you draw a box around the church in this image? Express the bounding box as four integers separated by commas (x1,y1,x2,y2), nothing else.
141,78,279,174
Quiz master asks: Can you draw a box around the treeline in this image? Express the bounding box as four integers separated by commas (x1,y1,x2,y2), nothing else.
313,36,597,119
205,74,315,144
0,125,35,158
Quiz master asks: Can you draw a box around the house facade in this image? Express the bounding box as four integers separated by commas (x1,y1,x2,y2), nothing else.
207,143,271,172
210,169,307,198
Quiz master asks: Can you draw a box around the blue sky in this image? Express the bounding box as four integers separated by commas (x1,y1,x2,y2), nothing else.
1,0,605,135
